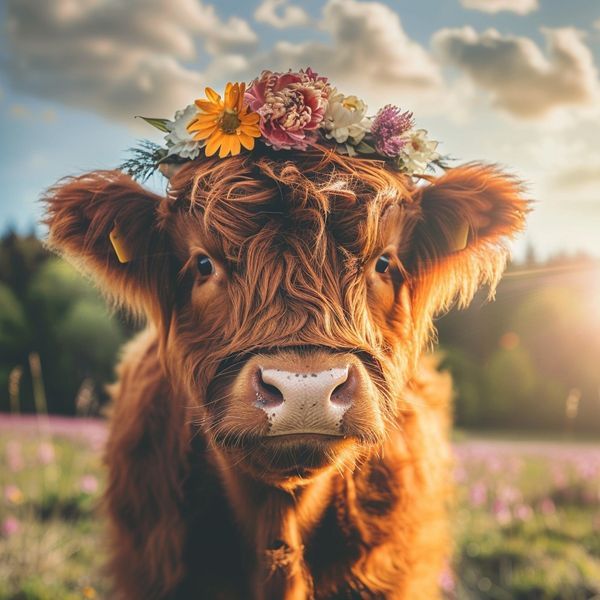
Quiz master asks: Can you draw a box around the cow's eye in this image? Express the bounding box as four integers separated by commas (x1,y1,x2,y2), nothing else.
196,255,214,277
375,255,390,274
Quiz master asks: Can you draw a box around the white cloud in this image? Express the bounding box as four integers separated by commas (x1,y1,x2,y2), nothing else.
460,0,538,15
554,164,600,190
236,0,443,111
254,0,310,29
433,26,600,119
3,0,257,121
7,0,596,131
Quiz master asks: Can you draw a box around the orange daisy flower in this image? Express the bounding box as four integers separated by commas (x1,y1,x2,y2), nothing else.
187,82,261,158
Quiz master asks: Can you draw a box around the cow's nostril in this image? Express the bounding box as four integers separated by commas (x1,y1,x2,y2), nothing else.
254,368,284,407
330,366,355,406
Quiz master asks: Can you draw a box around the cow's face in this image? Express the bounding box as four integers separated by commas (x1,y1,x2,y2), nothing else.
45,152,527,484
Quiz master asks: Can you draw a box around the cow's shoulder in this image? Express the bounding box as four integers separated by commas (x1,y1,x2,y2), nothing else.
104,327,179,452
106,327,164,404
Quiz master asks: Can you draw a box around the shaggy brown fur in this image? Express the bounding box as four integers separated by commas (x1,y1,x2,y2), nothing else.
43,149,528,599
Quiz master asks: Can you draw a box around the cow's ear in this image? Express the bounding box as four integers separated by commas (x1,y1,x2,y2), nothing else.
43,170,172,318
408,163,529,316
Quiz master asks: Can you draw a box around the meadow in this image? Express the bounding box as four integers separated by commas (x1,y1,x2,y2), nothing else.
1,416,599,600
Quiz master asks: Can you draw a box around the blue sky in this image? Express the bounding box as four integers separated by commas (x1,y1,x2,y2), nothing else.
1,0,599,259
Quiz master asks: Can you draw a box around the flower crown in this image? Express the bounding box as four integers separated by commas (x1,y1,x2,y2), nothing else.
122,67,443,181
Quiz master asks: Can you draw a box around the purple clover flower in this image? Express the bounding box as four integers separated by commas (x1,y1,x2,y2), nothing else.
371,105,414,157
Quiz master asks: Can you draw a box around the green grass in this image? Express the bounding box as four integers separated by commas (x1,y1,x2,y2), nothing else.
0,433,107,600
1,426,599,599
450,442,600,599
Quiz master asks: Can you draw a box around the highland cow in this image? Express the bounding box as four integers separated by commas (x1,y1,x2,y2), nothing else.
44,150,527,599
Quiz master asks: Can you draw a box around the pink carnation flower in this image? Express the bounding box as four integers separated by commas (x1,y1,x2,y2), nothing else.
245,68,330,151
371,105,414,157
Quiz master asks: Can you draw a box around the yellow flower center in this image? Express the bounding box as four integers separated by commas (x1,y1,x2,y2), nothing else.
220,109,241,134
342,96,361,111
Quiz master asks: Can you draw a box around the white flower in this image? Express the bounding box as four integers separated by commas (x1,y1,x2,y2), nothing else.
399,129,439,174
322,89,371,146
165,104,204,159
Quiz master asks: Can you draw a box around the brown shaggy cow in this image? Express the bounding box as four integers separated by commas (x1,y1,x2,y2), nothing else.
44,149,527,599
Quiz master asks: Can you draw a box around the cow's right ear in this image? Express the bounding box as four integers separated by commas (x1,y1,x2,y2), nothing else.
43,170,171,318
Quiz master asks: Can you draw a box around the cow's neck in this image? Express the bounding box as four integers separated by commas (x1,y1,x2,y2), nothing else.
213,450,339,600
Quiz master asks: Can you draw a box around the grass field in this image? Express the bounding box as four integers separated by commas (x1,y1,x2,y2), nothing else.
1,416,599,600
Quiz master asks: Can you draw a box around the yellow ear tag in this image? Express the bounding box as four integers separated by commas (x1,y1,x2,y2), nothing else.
109,224,133,264
449,221,470,252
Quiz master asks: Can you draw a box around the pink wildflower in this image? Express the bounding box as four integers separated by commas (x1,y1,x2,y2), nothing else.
469,481,487,507
6,441,24,472
540,498,556,515
37,441,55,465
497,484,521,506
492,499,511,525
1,516,20,537
515,504,533,521
439,564,456,594
80,475,99,495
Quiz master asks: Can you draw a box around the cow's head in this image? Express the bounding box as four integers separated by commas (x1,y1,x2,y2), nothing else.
44,151,527,484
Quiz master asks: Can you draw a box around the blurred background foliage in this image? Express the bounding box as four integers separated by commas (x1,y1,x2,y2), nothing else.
1,231,599,434
0,232,132,416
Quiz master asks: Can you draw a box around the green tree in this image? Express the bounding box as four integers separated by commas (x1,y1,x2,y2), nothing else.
0,236,127,415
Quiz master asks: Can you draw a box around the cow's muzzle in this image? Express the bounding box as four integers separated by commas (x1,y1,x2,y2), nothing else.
205,347,386,480
233,348,382,441
253,363,355,437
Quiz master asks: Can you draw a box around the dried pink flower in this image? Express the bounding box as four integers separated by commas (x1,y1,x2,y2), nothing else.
245,68,331,151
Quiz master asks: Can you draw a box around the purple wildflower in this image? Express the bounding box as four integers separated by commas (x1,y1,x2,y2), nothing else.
371,105,414,157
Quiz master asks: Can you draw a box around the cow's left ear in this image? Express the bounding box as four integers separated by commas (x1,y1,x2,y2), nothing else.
43,170,173,320
408,163,529,315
